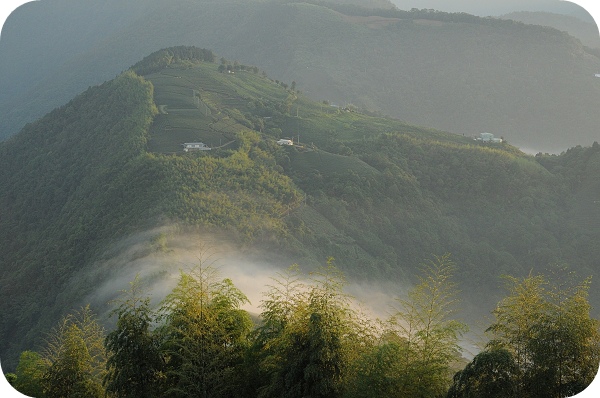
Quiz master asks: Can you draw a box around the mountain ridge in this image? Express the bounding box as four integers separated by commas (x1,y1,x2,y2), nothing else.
500,10,600,49
1,47,599,369
1,0,599,153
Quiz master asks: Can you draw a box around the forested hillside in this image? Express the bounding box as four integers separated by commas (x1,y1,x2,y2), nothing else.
0,71,160,366
1,47,599,376
1,0,599,152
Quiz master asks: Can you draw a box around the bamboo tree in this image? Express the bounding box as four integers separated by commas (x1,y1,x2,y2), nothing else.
456,270,600,398
41,305,106,398
257,259,374,398
486,272,547,382
259,264,305,338
344,332,407,398
298,260,351,398
524,271,600,398
104,275,163,398
388,253,467,397
157,262,252,398
12,350,47,397
252,265,307,398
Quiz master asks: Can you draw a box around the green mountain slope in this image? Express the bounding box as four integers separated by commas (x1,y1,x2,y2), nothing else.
1,47,599,369
0,71,158,365
1,0,599,153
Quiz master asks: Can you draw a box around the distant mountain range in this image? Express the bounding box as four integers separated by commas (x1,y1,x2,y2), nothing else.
1,0,599,153
390,0,598,22
500,10,600,49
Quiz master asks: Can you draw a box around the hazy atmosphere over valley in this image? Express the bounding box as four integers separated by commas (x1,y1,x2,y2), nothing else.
1,1,600,397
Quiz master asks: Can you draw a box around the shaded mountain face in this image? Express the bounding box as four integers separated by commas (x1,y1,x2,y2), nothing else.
1,0,599,153
1,47,599,368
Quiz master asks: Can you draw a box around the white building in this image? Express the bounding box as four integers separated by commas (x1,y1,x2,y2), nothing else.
182,142,211,151
276,139,294,146
477,132,502,143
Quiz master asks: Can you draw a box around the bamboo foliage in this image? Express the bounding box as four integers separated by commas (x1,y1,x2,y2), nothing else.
41,305,107,398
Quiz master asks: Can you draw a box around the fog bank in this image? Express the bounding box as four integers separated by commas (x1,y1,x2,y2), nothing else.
70,226,412,327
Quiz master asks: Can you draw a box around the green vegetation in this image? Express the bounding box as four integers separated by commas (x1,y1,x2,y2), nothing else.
346,254,467,398
1,46,600,377
6,260,599,398
40,306,107,398
0,58,302,367
156,266,253,397
130,46,216,76
0,70,158,367
103,276,163,398
448,271,600,398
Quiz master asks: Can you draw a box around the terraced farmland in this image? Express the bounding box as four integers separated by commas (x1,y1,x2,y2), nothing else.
146,65,244,153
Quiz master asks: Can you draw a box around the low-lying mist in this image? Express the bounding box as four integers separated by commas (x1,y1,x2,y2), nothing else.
71,225,411,328
51,224,485,361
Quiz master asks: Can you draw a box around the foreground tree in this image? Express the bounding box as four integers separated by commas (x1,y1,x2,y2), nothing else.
347,254,466,398
283,263,349,398
41,305,107,398
256,260,374,398
157,263,253,397
11,350,47,397
104,275,164,398
449,270,600,398
486,273,547,383
393,254,467,397
446,348,519,398
524,274,600,397
345,336,409,398
249,265,306,397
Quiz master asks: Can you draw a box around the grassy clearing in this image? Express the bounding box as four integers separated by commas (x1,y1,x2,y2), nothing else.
288,147,380,178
